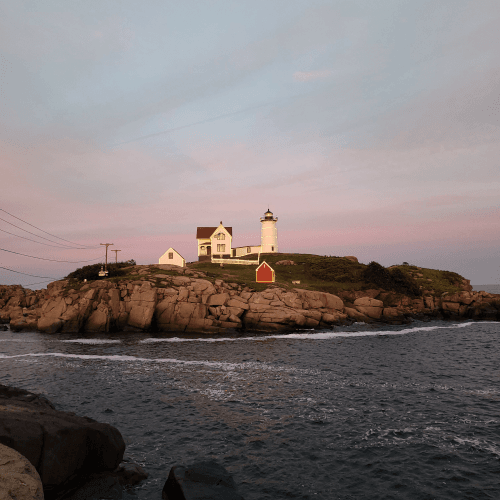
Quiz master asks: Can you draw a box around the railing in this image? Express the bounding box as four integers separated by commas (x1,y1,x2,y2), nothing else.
211,253,260,266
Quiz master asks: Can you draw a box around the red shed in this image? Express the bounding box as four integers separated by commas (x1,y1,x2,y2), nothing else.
256,261,275,283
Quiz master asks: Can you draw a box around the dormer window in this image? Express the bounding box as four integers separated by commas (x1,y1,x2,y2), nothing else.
214,232,225,240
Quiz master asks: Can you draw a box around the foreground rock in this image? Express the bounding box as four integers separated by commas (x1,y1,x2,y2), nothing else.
1,265,499,334
162,460,244,500
0,443,44,500
0,384,126,499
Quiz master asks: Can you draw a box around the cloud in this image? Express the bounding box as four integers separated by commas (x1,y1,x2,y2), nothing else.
293,70,332,82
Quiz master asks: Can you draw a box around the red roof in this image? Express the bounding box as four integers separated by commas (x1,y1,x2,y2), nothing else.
196,227,233,238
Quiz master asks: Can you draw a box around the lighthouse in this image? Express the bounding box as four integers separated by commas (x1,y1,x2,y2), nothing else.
260,209,278,253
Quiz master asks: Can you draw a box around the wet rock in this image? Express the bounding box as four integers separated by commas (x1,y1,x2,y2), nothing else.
382,307,399,319
321,312,347,323
10,316,39,332
162,460,244,500
345,307,370,322
37,317,63,334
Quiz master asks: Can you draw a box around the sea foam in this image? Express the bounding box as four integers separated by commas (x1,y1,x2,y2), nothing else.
139,322,477,343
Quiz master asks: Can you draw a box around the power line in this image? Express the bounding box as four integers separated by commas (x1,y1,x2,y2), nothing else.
0,227,96,249
0,248,105,263
0,216,98,249
0,208,99,249
25,278,65,287
111,100,278,147
0,266,58,279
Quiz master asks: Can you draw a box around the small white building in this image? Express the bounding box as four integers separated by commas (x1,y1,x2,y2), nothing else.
159,247,186,267
233,245,262,257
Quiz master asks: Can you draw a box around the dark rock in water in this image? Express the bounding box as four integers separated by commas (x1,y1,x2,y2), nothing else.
162,460,244,500
52,460,148,500
0,383,55,409
0,384,126,500
0,324,8,331
113,459,149,485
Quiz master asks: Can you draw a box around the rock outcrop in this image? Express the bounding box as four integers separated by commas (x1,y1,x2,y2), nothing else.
1,264,498,334
0,443,44,500
0,384,126,499
162,460,244,500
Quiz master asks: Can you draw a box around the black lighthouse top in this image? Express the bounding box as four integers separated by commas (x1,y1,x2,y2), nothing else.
261,209,277,221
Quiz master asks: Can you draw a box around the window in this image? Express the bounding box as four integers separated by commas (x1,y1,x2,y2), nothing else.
215,233,225,240
247,247,251,253
217,244,225,252
271,246,274,251
169,252,173,259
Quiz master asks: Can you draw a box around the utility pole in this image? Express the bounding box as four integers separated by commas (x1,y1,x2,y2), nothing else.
111,249,121,263
100,243,114,274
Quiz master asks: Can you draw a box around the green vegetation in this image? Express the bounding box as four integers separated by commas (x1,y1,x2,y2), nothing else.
392,265,465,296
66,261,136,282
191,254,369,293
190,254,465,296
61,253,466,298
362,261,422,297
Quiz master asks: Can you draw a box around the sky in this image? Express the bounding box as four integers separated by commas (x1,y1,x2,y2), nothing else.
1,0,499,289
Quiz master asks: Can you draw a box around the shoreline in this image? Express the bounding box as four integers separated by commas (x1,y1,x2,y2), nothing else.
1,262,499,334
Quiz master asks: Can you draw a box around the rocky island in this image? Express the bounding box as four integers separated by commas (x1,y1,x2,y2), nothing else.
1,254,498,334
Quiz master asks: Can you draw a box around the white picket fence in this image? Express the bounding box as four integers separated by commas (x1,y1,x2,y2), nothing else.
211,253,260,266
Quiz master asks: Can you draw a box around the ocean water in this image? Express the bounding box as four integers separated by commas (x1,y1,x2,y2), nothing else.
1,320,500,500
473,284,500,295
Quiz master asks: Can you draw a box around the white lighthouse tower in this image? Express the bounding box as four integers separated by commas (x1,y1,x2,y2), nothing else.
260,208,278,253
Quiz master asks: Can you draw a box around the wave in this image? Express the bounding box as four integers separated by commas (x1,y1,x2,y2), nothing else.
60,339,121,345
454,437,500,458
139,322,477,343
0,352,250,371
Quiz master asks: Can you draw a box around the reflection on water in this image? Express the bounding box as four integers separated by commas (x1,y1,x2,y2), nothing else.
1,321,500,499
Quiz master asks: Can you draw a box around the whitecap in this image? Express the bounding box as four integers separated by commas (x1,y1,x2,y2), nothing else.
454,437,500,458
139,322,477,343
0,352,247,371
61,339,121,345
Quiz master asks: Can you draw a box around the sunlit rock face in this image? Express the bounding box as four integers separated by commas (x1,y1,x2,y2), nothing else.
0,265,499,334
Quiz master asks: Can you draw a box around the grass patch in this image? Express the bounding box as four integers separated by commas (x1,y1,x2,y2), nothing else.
191,254,382,293
189,253,466,296
60,254,466,298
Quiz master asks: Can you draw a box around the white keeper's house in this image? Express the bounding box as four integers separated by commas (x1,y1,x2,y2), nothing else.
196,209,279,262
